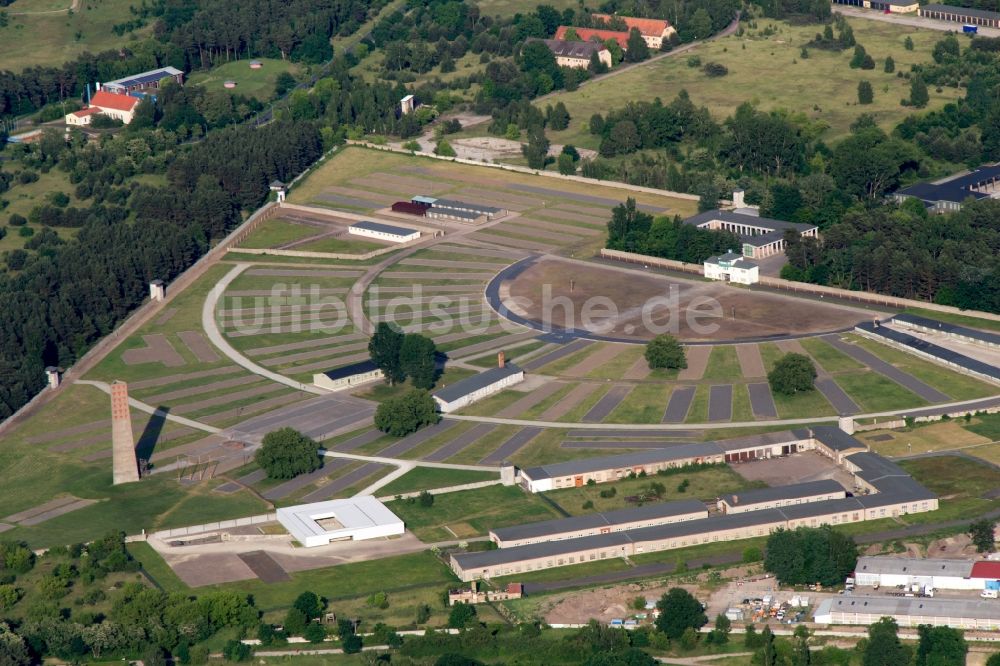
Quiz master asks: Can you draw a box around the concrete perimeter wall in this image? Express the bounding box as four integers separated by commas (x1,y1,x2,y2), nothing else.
150,513,278,539
378,479,500,502
600,249,1000,322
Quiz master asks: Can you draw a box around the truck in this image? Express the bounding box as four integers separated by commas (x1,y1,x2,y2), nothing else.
964,24,978,33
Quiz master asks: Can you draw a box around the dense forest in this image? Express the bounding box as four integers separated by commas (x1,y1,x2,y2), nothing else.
0,0,388,118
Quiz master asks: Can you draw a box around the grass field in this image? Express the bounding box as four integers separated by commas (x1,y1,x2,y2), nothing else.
386,484,561,541
536,16,961,148
899,455,1000,523
858,420,992,457
375,468,498,496
799,337,864,373
237,218,322,249
544,466,758,515
188,58,300,102
474,0,577,17
0,0,150,71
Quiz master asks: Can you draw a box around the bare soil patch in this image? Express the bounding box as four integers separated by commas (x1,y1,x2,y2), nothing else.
503,258,871,342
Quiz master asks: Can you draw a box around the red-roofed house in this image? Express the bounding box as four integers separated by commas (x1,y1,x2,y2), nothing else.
554,25,630,50
592,14,677,49
65,90,141,126
971,561,1000,582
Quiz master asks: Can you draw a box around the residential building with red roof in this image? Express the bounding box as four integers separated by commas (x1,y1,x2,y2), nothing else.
592,14,677,49
554,25,630,50
64,90,142,126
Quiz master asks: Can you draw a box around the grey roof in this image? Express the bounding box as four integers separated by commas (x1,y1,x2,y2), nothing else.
808,426,867,452
432,198,503,214
721,479,844,507
857,321,1000,381
854,556,975,578
920,3,1000,21
895,163,1000,204
350,220,418,236
321,359,380,381
683,210,817,246
427,207,484,220
847,451,908,483
104,66,183,89
816,595,1000,622
533,38,607,60
522,442,723,481
715,429,805,452
891,313,1000,347
492,499,707,543
454,508,789,570
433,363,523,404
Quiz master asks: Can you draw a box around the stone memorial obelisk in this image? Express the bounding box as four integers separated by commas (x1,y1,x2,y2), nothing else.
111,381,140,484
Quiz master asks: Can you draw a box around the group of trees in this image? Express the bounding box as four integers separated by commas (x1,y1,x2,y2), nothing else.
368,322,439,389
606,198,743,263
764,526,858,586
374,389,441,436
0,119,323,419
768,353,817,395
645,335,687,370
255,428,323,479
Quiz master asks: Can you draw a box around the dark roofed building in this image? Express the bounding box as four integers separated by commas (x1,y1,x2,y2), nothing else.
312,360,383,392
682,209,818,259
433,358,524,413
348,220,420,243
891,313,1000,349
893,164,1000,212
530,38,613,69
718,479,846,514
491,499,708,547
855,321,1000,383
103,66,184,94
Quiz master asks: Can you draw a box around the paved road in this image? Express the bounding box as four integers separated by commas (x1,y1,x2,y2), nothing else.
708,385,733,422
822,335,950,403
202,263,325,395
583,385,632,423
747,383,778,419
663,386,696,423
481,426,543,464
832,5,1000,36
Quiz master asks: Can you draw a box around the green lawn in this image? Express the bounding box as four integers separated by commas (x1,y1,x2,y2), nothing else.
0,0,151,71
188,58,300,102
702,346,742,382
899,455,1000,523
903,307,1000,333
543,466,757,515
535,16,962,149
293,236,386,254
237,218,322,249
605,383,671,424
835,370,927,412
799,337,864,373
848,335,998,401
771,385,836,419
386,485,561,542
965,413,1000,442
685,385,710,423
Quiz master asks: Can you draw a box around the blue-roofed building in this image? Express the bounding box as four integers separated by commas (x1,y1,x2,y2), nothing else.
103,66,184,95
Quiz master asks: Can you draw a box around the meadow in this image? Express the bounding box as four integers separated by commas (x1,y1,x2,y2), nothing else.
537,16,962,148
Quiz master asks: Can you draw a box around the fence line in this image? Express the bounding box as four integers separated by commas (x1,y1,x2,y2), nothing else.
150,513,278,539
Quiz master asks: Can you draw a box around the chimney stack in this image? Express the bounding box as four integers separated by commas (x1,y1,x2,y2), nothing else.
498,351,505,368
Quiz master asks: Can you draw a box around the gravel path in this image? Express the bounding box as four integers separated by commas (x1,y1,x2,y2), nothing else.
539,383,601,421
480,426,543,464
662,386,696,423
582,385,633,423
677,347,710,380
747,382,778,419
708,385,733,422
736,344,766,378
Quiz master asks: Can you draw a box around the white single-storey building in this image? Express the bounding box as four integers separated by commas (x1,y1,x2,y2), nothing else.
65,90,141,125
814,596,1000,630
349,220,420,243
313,360,384,392
276,496,405,547
704,251,760,285
853,556,1000,591
433,359,524,413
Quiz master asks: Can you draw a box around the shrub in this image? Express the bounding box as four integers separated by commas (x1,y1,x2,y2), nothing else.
702,62,728,77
